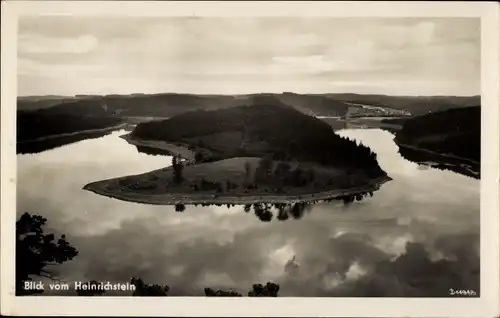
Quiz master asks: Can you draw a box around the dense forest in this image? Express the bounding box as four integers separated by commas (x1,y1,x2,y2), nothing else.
394,106,480,162
172,194,374,222
17,111,123,142
131,98,383,172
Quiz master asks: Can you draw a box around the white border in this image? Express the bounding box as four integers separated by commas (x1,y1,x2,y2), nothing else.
1,1,499,317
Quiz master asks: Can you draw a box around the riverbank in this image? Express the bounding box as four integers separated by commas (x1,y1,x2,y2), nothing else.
395,141,480,179
83,173,392,206
120,133,197,163
395,141,479,165
18,123,128,144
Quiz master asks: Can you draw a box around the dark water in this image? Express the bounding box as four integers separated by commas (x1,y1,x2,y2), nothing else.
397,145,480,179
16,130,115,154
17,129,480,297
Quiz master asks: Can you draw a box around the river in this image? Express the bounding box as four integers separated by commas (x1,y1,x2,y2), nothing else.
16,128,480,297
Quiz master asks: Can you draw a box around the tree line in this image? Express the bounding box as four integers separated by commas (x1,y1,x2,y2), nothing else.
17,111,122,142
174,192,374,222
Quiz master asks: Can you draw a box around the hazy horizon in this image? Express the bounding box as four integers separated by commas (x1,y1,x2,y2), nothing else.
18,17,480,97
17,91,481,98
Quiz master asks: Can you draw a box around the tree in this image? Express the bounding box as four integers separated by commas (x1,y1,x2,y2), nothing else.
130,277,170,296
254,156,273,184
253,203,273,222
85,278,280,297
248,282,280,297
277,207,289,221
172,155,184,184
205,288,242,297
16,212,79,295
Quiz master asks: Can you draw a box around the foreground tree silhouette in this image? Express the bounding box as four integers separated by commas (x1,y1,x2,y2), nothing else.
78,277,280,297
175,204,186,212
203,282,281,297
248,282,280,296
130,277,170,296
205,288,242,297
16,212,79,295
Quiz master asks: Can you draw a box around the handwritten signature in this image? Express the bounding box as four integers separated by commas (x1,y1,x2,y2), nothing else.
448,288,477,296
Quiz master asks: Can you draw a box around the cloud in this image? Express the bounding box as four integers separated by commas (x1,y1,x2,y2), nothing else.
18,17,480,95
19,34,98,54
16,17,480,96
325,237,479,297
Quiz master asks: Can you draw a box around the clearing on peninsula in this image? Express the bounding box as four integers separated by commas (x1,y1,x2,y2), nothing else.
83,97,391,205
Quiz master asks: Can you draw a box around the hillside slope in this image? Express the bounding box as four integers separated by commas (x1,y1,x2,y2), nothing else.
394,106,480,162
131,97,383,173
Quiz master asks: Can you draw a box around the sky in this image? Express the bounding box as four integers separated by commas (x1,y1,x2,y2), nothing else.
18,17,480,97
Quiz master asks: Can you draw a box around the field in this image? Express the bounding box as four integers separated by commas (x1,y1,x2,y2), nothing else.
83,156,390,205
96,157,370,196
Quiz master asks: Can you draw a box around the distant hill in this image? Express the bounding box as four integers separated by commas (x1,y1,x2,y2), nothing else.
17,112,123,142
326,94,480,116
15,93,350,118
18,92,479,118
278,92,348,116
131,98,383,173
18,95,70,101
17,95,102,110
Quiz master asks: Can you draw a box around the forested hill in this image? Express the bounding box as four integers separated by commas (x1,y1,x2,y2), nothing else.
395,106,480,162
17,112,122,142
17,93,351,118
131,98,384,173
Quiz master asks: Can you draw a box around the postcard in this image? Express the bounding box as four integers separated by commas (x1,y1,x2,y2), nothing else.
1,1,499,317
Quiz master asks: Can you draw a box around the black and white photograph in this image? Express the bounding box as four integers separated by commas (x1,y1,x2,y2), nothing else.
1,1,499,317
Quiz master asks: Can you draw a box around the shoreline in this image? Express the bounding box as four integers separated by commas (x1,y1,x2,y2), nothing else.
394,140,479,166
18,123,128,144
120,133,197,162
82,175,392,206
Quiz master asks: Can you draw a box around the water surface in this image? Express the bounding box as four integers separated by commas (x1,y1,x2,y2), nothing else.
17,129,480,296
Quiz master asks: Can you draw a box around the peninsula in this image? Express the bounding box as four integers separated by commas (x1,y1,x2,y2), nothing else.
83,97,391,205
